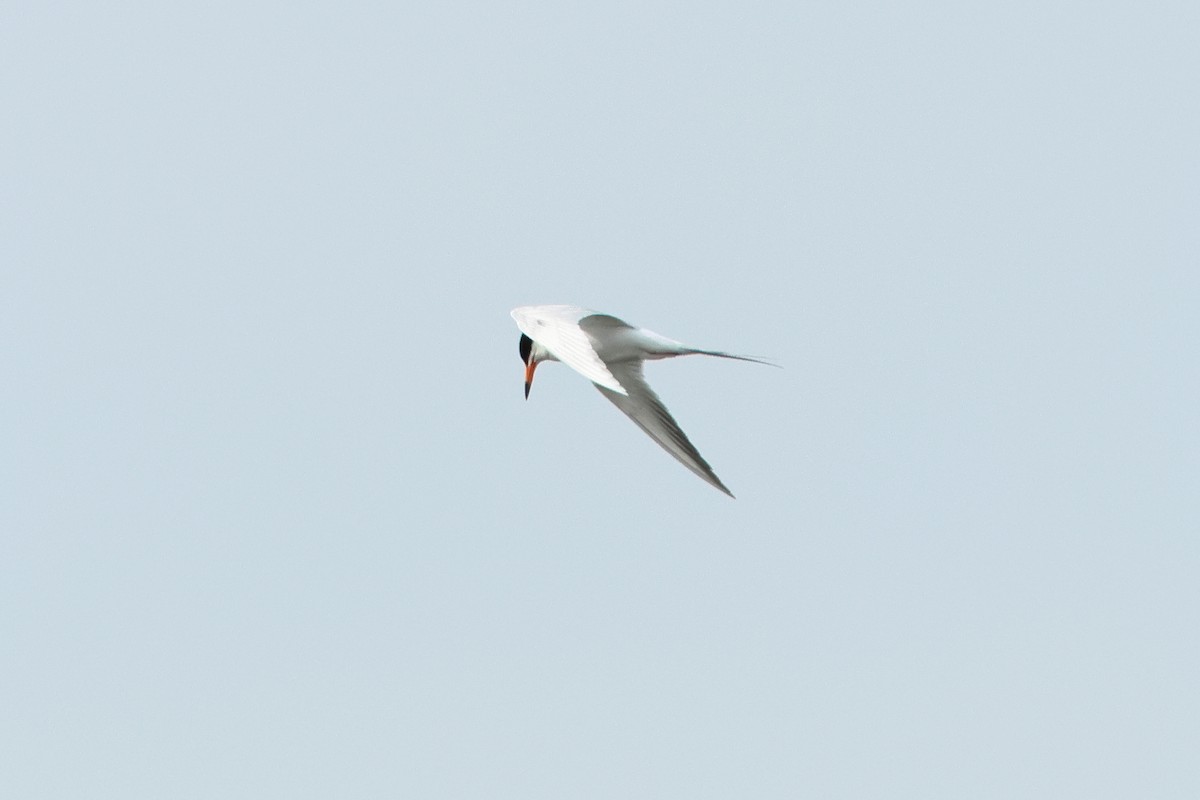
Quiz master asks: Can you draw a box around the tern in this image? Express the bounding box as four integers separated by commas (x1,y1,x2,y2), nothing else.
511,304,775,497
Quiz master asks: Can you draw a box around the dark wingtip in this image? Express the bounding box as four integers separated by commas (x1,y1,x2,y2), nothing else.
708,475,736,498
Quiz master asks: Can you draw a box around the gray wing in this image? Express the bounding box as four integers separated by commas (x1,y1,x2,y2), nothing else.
594,360,734,497
510,306,628,394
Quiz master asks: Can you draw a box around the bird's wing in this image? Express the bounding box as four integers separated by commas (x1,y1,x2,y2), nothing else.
511,306,628,395
594,360,734,497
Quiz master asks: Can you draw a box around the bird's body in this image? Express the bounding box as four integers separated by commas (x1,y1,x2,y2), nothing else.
511,304,773,497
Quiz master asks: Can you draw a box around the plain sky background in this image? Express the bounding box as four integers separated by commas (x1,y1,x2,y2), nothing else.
2,1,1197,797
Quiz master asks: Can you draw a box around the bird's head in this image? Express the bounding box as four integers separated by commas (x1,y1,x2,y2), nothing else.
518,333,539,399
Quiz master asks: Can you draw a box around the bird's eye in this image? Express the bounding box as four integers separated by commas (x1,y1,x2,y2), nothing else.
518,334,532,363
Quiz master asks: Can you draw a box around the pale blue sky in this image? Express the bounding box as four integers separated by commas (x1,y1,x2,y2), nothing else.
2,2,1197,798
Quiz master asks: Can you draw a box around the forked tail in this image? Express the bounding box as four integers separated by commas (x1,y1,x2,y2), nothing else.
685,348,781,367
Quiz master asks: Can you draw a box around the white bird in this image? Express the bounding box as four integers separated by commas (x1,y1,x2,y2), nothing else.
511,304,775,497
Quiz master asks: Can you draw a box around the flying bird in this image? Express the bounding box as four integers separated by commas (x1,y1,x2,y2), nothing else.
511,304,775,497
